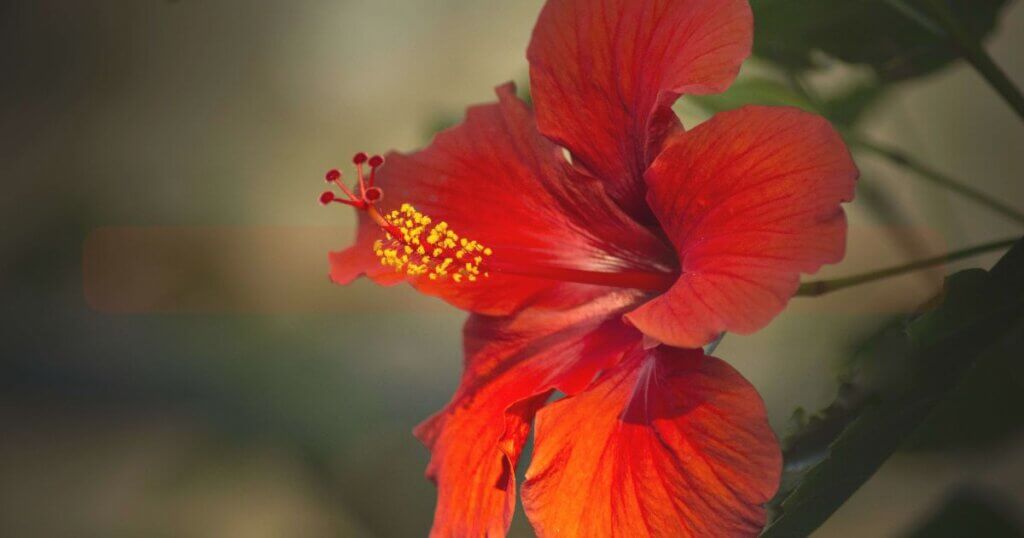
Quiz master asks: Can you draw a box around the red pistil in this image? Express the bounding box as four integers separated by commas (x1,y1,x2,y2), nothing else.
320,152,386,211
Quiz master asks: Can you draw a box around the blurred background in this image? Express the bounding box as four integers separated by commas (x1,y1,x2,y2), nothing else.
2,1,1023,536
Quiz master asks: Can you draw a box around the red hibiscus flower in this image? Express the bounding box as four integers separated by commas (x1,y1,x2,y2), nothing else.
321,0,857,535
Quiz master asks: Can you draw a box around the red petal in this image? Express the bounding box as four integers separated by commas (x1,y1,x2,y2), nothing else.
522,346,781,537
528,0,753,220
415,290,643,537
328,208,405,286
626,106,858,348
329,83,669,315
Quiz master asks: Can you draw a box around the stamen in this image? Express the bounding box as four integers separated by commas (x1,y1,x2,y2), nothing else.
373,203,492,282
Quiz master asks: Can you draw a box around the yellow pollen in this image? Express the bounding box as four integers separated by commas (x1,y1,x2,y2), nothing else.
374,203,493,283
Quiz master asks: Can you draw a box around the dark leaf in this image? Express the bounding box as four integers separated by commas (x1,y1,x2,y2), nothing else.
763,239,1024,537
751,0,1012,81
686,77,815,114
820,82,887,127
687,76,884,128
903,487,1024,537
905,340,1024,451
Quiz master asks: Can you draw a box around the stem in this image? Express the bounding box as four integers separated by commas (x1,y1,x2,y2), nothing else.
849,135,1024,225
922,0,1024,121
796,237,1019,297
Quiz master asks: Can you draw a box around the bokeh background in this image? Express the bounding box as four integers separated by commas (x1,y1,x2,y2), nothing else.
2,1,1023,536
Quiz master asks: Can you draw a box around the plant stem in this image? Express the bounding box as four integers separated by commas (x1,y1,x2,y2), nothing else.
922,0,1024,121
848,135,1024,225
796,237,1019,297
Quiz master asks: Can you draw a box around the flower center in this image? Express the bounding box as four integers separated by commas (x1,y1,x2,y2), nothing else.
320,152,677,292
320,153,493,283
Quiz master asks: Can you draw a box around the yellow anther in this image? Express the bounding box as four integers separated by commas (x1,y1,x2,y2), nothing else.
372,203,492,284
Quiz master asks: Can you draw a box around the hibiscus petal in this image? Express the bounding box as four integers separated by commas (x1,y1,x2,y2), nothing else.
626,106,858,348
522,346,781,537
329,83,669,315
528,0,753,220
415,290,644,537
328,208,405,286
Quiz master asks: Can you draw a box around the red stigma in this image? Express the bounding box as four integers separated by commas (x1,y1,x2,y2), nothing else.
319,152,386,211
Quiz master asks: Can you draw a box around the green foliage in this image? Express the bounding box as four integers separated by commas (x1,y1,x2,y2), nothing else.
688,76,886,129
819,82,888,128
905,345,1024,450
904,488,1024,537
762,239,1024,537
687,78,816,114
751,0,1012,81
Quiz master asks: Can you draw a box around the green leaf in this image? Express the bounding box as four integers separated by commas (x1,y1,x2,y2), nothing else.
905,337,1024,451
820,82,887,128
904,488,1024,537
762,239,1024,537
687,76,885,128
687,77,816,114
751,0,1012,82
